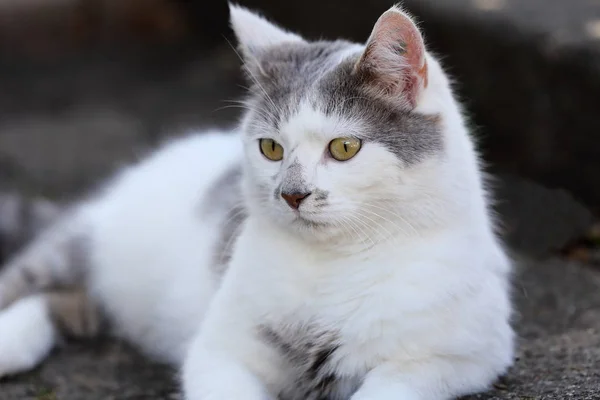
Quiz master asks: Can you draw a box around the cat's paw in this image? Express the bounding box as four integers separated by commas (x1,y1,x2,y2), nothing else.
182,354,273,400
0,295,56,378
350,376,421,400
183,377,273,400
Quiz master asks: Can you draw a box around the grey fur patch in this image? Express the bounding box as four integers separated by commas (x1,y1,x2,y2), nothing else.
312,190,329,202
0,193,60,260
318,57,443,165
244,40,357,139
212,203,247,278
243,40,443,166
259,323,359,400
280,158,309,197
201,164,248,279
66,234,91,278
20,266,37,286
0,211,89,309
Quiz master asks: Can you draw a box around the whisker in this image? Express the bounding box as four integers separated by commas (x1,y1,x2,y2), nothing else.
345,214,378,250
223,37,283,119
361,203,421,237
325,199,422,238
339,215,365,246
335,217,358,244
350,210,396,242
216,100,273,121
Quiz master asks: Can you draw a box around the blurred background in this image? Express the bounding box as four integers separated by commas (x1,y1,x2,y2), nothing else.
0,0,599,399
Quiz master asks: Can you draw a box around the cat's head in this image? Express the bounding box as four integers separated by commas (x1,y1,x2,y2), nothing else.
230,4,483,247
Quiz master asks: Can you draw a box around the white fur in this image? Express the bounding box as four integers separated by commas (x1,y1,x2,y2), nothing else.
86,130,243,364
0,295,56,377
229,4,304,58
183,6,514,400
0,5,513,400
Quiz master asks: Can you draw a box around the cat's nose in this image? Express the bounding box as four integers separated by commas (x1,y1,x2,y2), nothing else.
281,191,311,210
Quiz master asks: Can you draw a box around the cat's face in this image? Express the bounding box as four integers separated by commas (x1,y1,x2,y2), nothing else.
231,6,457,245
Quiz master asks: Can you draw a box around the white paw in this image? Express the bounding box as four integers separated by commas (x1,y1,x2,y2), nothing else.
182,356,273,400
0,295,56,378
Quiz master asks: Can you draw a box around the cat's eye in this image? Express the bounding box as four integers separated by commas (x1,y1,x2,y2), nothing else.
259,138,284,161
328,137,362,161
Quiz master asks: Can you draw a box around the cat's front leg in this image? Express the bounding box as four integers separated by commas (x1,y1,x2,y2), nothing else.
350,367,420,400
182,331,278,400
350,357,504,400
181,302,281,400
182,348,272,400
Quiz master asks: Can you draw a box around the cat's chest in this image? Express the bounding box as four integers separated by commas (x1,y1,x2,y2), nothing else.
254,271,409,399
233,224,410,397
259,322,364,400
258,289,394,398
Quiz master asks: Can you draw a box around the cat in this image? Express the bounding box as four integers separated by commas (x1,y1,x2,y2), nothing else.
0,4,514,400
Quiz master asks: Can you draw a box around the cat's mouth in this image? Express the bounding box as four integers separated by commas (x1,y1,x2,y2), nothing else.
291,211,331,229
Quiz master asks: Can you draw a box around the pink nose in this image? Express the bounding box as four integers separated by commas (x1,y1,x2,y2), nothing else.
281,192,311,210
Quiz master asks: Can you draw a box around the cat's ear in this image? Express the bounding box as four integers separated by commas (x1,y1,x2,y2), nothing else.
229,4,305,64
354,6,428,108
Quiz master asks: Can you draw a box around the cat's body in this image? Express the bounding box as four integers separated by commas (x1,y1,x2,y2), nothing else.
0,5,514,400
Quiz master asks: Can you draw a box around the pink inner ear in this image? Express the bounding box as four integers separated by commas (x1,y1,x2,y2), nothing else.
357,9,428,107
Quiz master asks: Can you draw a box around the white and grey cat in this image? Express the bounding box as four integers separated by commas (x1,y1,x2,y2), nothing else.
0,4,514,400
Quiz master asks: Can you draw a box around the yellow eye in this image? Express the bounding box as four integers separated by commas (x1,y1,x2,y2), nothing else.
328,137,361,161
259,138,284,161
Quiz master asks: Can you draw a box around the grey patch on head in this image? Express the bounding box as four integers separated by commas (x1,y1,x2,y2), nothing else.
318,57,444,165
280,158,309,196
200,164,248,280
286,159,304,183
259,323,360,400
243,38,443,166
243,40,358,139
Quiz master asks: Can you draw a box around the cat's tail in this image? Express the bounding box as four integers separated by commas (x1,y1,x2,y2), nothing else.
0,199,87,310
0,196,102,377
